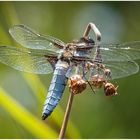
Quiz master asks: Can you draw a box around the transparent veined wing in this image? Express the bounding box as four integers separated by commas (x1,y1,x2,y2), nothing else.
104,61,139,79
0,46,58,74
93,41,140,62
9,24,66,52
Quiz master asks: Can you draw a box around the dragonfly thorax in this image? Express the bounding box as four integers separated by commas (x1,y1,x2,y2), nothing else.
61,41,93,62
61,43,76,60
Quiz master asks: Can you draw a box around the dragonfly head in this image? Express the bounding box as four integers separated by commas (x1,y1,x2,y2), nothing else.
73,37,95,50
73,37,94,46
78,37,95,44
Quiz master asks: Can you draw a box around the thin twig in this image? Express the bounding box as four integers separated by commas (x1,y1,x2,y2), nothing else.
59,90,75,139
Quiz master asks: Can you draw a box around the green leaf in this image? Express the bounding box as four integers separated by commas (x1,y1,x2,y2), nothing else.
0,87,58,138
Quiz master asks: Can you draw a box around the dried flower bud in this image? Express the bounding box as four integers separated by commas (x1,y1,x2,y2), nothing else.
104,82,118,96
68,75,86,94
104,68,111,78
90,74,105,88
99,64,105,69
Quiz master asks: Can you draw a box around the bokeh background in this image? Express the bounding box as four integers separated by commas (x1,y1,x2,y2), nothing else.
0,1,140,138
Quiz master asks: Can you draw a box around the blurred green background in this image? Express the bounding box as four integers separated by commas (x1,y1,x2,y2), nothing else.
0,1,140,139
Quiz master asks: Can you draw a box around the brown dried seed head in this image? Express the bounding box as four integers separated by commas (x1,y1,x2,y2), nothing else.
68,75,87,94
99,64,106,69
104,82,118,96
90,74,105,88
104,68,111,77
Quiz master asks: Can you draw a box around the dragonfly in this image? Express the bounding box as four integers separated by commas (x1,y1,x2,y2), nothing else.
0,22,140,120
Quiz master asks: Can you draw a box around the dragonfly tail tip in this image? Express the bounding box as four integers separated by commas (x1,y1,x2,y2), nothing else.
42,113,49,120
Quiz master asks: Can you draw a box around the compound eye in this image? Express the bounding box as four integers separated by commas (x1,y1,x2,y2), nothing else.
79,37,94,44
88,37,95,44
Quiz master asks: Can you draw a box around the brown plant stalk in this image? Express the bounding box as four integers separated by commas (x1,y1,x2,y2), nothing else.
59,90,75,139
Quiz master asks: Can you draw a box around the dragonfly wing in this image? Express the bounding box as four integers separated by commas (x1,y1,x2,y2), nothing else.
99,41,140,62
0,46,58,74
9,24,65,52
104,61,139,79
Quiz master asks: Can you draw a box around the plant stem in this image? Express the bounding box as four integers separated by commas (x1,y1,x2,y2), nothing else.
59,90,75,139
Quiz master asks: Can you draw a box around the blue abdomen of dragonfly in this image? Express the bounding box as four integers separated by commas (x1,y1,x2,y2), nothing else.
42,61,69,120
